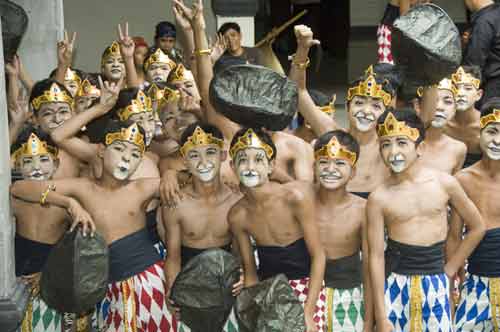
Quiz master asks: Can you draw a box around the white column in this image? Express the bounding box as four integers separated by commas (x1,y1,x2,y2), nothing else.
0,17,30,332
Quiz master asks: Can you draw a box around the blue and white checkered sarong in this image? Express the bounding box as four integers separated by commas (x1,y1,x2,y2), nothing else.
384,272,452,332
454,274,500,332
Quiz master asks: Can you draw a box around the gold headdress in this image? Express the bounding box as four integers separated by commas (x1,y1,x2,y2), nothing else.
314,136,357,165
180,126,224,157
11,133,58,162
437,78,458,96
229,128,274,160
480,109,500,129
377,112,420,142
105,123,145,154
64,68,82,85
101,41,122,65
148,84,179,103
31,82,74,111
319,94,336,115
117,90,153,121
144,48,176,71
451,66,481,89
347,66,392,106
76,79,101,98
168,63,186,83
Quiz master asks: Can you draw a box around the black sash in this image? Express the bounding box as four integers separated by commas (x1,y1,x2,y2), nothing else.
468,227,500,277
385,238,445,276
181,243,232,267
108,228,161,282
350,192,370,200
146,207,161,244
257,238,311,281
324,253,362,289
15,234,54,277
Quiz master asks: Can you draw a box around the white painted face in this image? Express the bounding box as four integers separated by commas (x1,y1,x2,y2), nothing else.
233,148,272,188
129,112,156,147
348,96,386,132
103,141,143,180
380,135,418,174
432,89,456,128
480,122,500,160
64,80,80,98
146,62,172,84
315,157,353,190
455,83,481,112
17,154,57,181
102,55,125,82
36,102,73,133
184,144,223,183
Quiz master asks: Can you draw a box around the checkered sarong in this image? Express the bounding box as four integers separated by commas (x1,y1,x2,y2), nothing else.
377,24,394,64
289,277,327,332
94,261,179,332
455,274,500,332
325,286,364,332
385,272,452,332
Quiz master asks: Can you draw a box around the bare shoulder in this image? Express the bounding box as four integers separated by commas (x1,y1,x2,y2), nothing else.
348,193,368,209
274,131,310,149
366,184,389,209
134,177,161,191
282,181,314,203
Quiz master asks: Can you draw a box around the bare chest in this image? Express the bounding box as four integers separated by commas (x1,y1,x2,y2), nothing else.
53,150,80,179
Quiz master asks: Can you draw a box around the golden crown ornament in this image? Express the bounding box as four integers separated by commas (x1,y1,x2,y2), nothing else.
314,136,357,165
144,48,176,71
105,123,145,154
11,133,58,162
229,128,274,160
451,67,481,89
117,90,153,121
480,109,500,129
377,112,420,142
347,66,392,106
76,79,101,98
180,126,224,157
31,82,74,111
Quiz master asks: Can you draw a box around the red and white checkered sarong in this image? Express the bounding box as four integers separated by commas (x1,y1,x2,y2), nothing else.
289,277,327,332
377,24,394,64
96,261,179,332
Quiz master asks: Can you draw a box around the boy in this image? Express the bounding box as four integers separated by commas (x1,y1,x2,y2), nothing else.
452,99,500,331
416,78,467,174
11,127,92,332
445,66,484,168
312,130,373,331
228,127,326,332
11,121,177,332
367,109,485,332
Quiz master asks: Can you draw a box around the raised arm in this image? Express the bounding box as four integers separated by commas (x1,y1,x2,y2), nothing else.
54,31,76,85
172,1,197,79
366,192,393,332
50,76,120,161
443,173,485,278
290,26,337,135
118,22,141,88
294,185,325,332
175,0,240,140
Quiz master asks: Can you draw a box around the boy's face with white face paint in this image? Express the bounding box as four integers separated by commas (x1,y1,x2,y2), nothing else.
17,153,58,181
102,141,143,180
432,89,456,128
184,145,223,183
480,122,500,161
232,148,273,188
379,135,419,174
348,96,386,132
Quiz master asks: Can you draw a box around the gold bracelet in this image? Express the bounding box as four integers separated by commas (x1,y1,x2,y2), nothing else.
290,54,310,69
193,49,212,56
40,184,56,205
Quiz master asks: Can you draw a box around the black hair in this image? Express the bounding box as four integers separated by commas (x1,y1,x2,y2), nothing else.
29,79,73,113
218,22,241,35
11,125,58,156
230,127,277,160
155,21,176,39
180,122,225,147
48,67,85,81
314,130,360,161
373,63,403,92
377,108,426,145
480,97,500,119
461,65,482,83
297,90,331,126
101,119,146,147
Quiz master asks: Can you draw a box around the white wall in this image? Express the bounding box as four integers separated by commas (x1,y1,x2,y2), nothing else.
64,0,217,73
13,0,64,81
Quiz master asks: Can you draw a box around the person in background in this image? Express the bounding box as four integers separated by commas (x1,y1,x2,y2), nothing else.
154,21,184,64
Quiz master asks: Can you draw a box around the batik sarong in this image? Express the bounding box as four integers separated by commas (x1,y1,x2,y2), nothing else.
289,277,327,332
385,272,452,332
94,261,178,332
454,275,500,332
325,286,364,332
